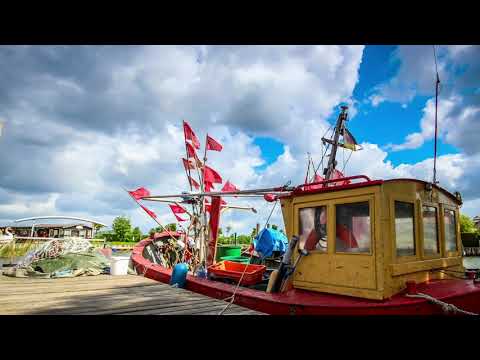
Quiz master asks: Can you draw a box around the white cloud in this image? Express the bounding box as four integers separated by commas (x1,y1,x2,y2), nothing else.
1,45,479,234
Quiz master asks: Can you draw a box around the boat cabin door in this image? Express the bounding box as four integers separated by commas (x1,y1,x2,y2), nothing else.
291,191,379,298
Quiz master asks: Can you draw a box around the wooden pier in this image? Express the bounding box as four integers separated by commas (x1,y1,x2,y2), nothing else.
0,274,264,315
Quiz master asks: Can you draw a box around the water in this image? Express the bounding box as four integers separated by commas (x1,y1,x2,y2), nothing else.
463,257,480,269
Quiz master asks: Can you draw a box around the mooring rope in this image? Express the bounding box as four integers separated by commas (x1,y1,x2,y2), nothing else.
405,292,478,316
218,200,279,315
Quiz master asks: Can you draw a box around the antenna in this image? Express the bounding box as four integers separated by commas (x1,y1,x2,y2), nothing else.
433,45,440,185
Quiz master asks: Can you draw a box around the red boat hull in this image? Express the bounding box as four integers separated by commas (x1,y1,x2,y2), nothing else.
131,235,480,315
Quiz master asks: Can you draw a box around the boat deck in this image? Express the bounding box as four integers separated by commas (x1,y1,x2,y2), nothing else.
0,273,265,315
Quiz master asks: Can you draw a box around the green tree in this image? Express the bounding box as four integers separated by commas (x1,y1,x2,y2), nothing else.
131,227,143,242
112,216,133,242
460,214,478,233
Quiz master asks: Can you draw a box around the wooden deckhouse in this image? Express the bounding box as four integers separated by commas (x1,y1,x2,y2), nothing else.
280,176,463,300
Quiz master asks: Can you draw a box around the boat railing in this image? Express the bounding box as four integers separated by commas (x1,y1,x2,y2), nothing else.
295,175,373,192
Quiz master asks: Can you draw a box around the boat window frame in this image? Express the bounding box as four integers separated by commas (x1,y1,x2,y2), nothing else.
440,204,460,258
294,200,333,255
419,200,442,260
333,195,375,256
391,195,420,264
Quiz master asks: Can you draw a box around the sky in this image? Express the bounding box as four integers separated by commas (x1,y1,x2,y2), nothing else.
0,45,479,234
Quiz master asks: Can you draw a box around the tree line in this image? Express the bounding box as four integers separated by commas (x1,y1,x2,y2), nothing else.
95,216,284,244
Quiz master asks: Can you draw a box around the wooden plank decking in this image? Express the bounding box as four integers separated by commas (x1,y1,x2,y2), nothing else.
0,274,265,315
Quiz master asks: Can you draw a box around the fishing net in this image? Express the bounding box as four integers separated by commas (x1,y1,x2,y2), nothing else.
3,238,110,278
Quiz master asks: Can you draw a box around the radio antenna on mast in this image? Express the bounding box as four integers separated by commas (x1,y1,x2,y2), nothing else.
432,45,440,185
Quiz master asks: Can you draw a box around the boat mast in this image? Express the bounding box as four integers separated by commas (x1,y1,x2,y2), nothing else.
323,105,349,181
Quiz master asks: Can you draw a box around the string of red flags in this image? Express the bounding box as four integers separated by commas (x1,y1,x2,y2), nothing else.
206,134,222,152
221,180,239,192
203,165,223,184
128,187,151,200
183,120,200,149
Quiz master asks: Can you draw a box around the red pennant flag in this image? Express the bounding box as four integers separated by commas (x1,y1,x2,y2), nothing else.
205,181,214,192
169,204,186,214
128,187,151,200
188,176,200,190
140,204,157,219
186,142,198,159
206,134,222,152
172,213,188,222
183,121,200,149
221,199,227,205
221,180,239,192
169,204,188,222
182,158,195,170
203,165,222,184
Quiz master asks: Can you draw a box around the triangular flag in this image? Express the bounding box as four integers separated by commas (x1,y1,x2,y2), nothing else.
186,142,198,159
140,204,157,219
203,165,222,184
342,127,360,151
169,204,188,222
128,187,151,200
221,180,239,192
182,158,195,170
169,204,187,214
205,181,215,192
188,176,200,190
183,120,200,149
206,134,223,152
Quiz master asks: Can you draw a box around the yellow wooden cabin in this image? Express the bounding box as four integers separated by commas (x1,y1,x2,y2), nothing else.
280,177,463,300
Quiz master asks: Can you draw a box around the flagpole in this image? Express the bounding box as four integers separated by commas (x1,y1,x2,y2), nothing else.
123,187,179,243
182,120,194,192
200,133,209,268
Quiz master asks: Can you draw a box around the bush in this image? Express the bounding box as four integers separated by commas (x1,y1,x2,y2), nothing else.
460,214,478,234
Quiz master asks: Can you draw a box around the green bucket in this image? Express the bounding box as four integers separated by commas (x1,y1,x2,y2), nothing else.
216,245,241,261
220,256,250,264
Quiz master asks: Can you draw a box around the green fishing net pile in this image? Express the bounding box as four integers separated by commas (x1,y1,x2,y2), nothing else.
3,239,111,278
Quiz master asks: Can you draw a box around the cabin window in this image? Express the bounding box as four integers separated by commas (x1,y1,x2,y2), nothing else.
395,201,416,256
298,206,328,251
444,209,458,252
422,206,439,255
335,202,371,253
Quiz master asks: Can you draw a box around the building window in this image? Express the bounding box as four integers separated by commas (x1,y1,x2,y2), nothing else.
86,230,92,238
299,206,328,251
335,201,371,253
64,229,71,236
395,201,416,257
423,206,439,256
444,209,458,252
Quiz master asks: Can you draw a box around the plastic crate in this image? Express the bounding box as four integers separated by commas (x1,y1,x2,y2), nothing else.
219,255,251,264
207,260,266,286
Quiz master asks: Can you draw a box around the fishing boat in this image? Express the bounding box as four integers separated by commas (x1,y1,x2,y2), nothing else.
129,104,480,315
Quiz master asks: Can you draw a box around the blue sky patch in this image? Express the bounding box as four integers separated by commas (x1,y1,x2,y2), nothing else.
253,136,285,170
